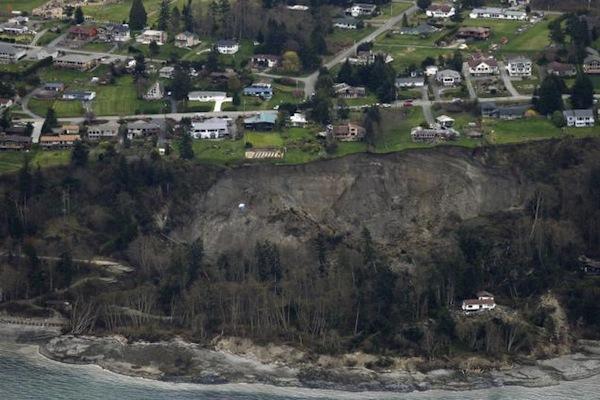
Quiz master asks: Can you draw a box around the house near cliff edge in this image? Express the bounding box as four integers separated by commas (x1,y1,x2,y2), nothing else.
462,291,496,312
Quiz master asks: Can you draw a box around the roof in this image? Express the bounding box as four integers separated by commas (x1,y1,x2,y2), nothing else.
463,298,495,306
334,17,359,25
0,42,25,56
428,3,453,12
472,7,526,16
69,25,97,34
436,115,454,122
458,26,490,33
477,291,494,298
584,54,600,64
188,91,227,97
563,109,594,118
217,39,238,47
44,82,64,88
468,54,498,68
244,111,278,125
127,120,162,129
88,121,119,130
192,117,228,130
395,77,424,85
0,134,31,143
507,55,531,64
141,29,165,35
436,69,461,78
176,31,198,38
40,134,79,142
353,3,377,9
56,53,97,63
400,23,439,35
546,61,575,72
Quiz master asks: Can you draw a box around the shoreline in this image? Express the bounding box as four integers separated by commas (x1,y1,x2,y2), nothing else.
5,324,597,395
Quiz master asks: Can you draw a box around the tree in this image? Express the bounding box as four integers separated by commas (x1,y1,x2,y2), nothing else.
551,110,566,128
71,141,88,167
41,107,57,133
129,0,147,30
417,0,431,11
570,72,594,109
171,65,191,101
149,41,160,57
535,76,564,115
179,133,194,159
282,51,301,73
337,60,354,84
55,251,75,289
0,108,11,129
157,0,170,31
401,13,409,27
133,53,146,78
74,6,84,24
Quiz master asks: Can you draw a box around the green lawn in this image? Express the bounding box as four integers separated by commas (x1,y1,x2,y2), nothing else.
501,16,555,53
244,132,284,148
83,0,192,22
482,117,598,144
0,0,46,13
368,1,412,22
182,102,215,113
239,84,304,111
28,98,86,118
0,148,70,175
191,139,245,164
374,45,454,70
327,27,377,55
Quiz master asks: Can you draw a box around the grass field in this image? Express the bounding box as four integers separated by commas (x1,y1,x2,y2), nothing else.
29,98,86,118
374,44,454,70
83,0,192,23
0,0,46,13
191,139,245,164
483,118,598,144
368,1,412,22
0,148,70,175
239,84,304,111
245,132,284,148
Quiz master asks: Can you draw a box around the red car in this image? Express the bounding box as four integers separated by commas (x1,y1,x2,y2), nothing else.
403,100,413,107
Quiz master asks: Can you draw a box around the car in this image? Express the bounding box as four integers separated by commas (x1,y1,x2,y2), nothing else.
381,103,392,108
403,100,413,107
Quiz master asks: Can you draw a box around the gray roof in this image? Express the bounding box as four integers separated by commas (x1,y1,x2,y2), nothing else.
395,77,424,86
584,54,600,63
400,23,439,35
0,42,25,56
472,7,526,17
507,55,531,64
127,120,162,129
56,53,97,63
334,17,359,25
563,109,594,118
188,91,227,97
436,69,461,78
217,39,238,47
192,118,228,130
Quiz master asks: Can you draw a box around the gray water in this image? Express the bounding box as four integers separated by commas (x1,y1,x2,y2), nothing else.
1,342,599,400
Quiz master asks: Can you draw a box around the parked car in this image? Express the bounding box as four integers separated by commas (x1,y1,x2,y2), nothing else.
403,100,413,107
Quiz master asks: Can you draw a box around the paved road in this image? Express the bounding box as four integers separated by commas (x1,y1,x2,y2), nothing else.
498,61,520,97
420,86,434,125
30,28,48,46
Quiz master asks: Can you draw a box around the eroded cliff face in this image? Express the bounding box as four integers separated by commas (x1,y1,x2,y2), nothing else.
174,147,530,261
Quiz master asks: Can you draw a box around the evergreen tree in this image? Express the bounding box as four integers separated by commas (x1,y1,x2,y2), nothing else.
171,65,191,101
402,13,409,27
183,0,194,32
149,40,160,56
41,107,57,134
129,0,147,30
71,141,88,167
337,59,354,84
179,133,194,159
74,6,84,24
55,251,74,289
157,0,170,31
535,75,564,115
416,0,431,10
133,53,146,78
571,72,594,109
0,108,11,129
310,27,327,55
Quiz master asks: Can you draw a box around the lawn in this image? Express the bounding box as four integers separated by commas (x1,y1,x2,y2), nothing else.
327,27,377,55
368,1,412,22
83,0,192,23
0,148,70,175
501,16,555,53
244,132,284,148
191,139,245,164
182,102,215,113
93,77,169,115
374,45,454,71
0,0,46,13
240,84,304,111
482,117,583,144
29,98,86,118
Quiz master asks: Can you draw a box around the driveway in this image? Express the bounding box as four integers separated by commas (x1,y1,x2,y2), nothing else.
462,62,477,100
497,61,520,97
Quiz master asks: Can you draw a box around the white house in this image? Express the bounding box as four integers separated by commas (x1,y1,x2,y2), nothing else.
175,31,200,48
426,3,455,18
462,291,496,312
334,17,359,30
216,40,239,54
469,7,527,20
346,3,377,17
290,112,307,127
188,91,227,102
436,69,462,86
159,66,175,79
563,109,595,128
436,115,455,129
506,56,532,77
395,77,425,88
136,30,167,45
0,43,27,63
467,54,499,75
191,118,230,139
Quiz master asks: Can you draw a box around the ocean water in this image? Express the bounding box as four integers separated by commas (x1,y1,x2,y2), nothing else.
0,342,599,400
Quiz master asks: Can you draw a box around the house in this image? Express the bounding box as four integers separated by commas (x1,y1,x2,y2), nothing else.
506,56,532,77
126,120,162,138
159,66,175,79
457,26,491,40
136,30,167,45
244,112,278,130
410,126,459,142
216,40,239,55
436,69,462,86
334,17,360,30
563,109,595,127
545,61,577,77
87,121,120,140
0,43,27,63
347,51,393,66
290,112,307,127
435,115,455,128
399,23,440,36
0,23,32,36
175,31,200,48
469,7,527,20
62,91,96,101
191,118,230,139
426,3,455,18
425,65,439,77
54,54,97,71
68,26,98,40
188,91,227,102
287,5,309,11
0,98,13,108
579,256,600,276
251,54,281,69
480,102,529,119
37,49,59,60
98,24,131,43
461,292,496,312
346,3,377,17
395,77,425,88
32,5,63,19
144,82,164,100
0,134,32,151
583,55,600,75
327,123,366,141
157,136,169,155
209,68,238,84
39,134,80,149
333,83,366,98
467,54,499,75
62,125,80,135
243,83,274,100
